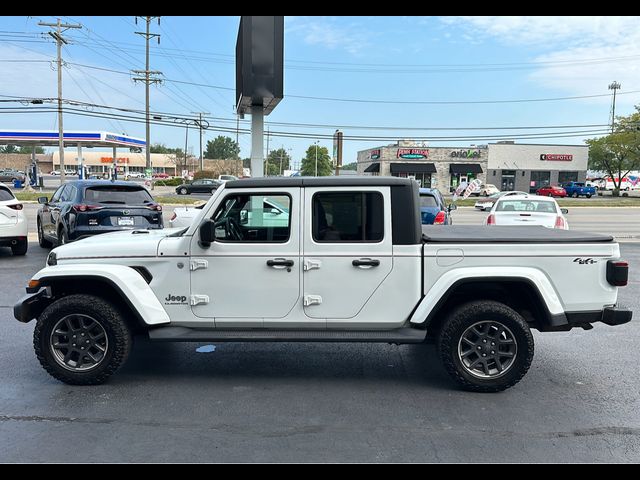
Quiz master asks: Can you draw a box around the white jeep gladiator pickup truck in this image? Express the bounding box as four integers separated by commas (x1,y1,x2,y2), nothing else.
14,177,632,392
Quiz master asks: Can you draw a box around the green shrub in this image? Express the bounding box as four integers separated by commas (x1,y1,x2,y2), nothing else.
154,177,184,187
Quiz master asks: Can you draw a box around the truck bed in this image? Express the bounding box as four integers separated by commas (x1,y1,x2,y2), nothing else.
422,225,613,243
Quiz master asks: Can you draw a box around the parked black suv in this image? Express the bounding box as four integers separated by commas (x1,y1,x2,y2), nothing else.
37,180,163,247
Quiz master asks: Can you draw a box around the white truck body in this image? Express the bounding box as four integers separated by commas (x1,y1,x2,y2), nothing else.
15,177,632,391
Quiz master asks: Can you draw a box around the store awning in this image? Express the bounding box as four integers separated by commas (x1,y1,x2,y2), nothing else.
390,162,437,174
449,163,483,174
364,162,380,173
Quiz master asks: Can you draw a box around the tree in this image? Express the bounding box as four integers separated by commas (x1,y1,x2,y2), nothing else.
586,107,640,196
300,144,332,176
266,148,291,176
17,146,45,154
205,136,240,160
150,143,181,154
341,162,357,171
0,145,18,154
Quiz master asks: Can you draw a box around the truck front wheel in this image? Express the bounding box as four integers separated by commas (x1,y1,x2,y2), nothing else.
437,300,534,392
33,294,133,385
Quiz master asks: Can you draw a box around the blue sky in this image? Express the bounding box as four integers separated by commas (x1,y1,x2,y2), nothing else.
1,16,639,169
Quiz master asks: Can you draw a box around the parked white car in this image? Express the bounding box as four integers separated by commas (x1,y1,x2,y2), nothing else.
474,191,528,211
218,174,238,182
0,184,28,255
475,183,500,196
486,194,568,229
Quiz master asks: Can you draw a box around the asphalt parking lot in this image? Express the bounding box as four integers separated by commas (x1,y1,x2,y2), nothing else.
0,208,639,462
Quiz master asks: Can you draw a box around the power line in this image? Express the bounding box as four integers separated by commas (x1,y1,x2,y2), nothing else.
63,61,640,105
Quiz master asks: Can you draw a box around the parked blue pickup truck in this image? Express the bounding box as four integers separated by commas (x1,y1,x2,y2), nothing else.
562,182,596,198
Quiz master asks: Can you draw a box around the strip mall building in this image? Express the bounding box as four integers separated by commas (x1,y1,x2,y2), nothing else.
357,140,588,193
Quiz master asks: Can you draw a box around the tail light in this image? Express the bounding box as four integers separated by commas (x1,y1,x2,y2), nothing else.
433,211,446,225
147,203,162,212
170,212,177,221
554,216,566,229
607,260,628,286
73,204,103,212
486,214,496,225
7,203,23,210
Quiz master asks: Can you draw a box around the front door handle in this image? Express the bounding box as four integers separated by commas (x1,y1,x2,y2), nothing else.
267,258,294,268
352,258,380,267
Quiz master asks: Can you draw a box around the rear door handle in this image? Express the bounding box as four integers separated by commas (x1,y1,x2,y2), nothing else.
352,258,380,267
267,258,294,268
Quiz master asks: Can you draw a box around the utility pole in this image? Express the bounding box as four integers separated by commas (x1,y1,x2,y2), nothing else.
38,18,81,185
132,16,162,182
279,145,284,176
608,81,621,133
266,127,271,175
184,123,189,175
191,112,209,171
315,141,319,177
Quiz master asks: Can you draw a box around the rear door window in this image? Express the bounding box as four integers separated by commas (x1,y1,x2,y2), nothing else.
84,186,154,205
419,195,438,207
0,186,15,201
312,192,384,242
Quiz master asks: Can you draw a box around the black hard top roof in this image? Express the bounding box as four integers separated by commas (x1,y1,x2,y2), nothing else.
225,176,414,189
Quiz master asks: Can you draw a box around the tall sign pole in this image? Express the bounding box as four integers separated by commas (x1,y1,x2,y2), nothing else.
236,16,284,178
38,18,81,185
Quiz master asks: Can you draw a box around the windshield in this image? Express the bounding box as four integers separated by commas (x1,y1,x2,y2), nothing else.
84,186,154,205
496,200,557,213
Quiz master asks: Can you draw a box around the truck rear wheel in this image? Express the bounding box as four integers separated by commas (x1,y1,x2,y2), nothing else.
33,294,132,385
436,300,534,392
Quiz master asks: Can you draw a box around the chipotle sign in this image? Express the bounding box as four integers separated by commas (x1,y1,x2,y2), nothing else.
540,154,573,161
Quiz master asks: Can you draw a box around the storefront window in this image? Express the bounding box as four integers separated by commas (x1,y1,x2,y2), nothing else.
394,171,431,187
558,171,578,184
530,171,551,193
450,173,477,192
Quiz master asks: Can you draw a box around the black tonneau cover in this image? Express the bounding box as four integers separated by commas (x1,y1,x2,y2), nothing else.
422,225,614,243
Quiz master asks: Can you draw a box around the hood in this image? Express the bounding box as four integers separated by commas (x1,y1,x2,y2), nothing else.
53,228,182,260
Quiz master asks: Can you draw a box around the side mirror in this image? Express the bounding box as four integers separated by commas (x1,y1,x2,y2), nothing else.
37,196,48,204
198,219,216,248
561,208,569,214
448,203,457,211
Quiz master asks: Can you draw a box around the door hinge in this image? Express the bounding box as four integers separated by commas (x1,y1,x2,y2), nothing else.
190,259,209,271
190,294,210,306
303,259,322,271
303,295,323,307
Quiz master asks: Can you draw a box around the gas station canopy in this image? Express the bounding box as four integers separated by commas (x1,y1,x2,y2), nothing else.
0,130,146,149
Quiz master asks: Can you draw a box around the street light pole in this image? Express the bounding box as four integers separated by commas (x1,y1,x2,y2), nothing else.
315,141,318,177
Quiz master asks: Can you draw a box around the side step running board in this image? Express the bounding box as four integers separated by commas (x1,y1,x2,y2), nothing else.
148,326,427,344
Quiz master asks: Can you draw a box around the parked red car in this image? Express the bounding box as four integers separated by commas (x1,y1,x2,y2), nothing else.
536,185,567,197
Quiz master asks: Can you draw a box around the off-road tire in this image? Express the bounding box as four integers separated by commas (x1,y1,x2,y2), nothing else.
34,294,133,385
437,300,534,393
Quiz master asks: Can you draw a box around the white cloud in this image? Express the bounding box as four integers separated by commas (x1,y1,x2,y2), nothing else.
286,17,370,55
439,16,640,47
438,16,640,110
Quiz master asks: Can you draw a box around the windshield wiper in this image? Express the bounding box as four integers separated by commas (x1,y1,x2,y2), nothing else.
99,201,126,204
